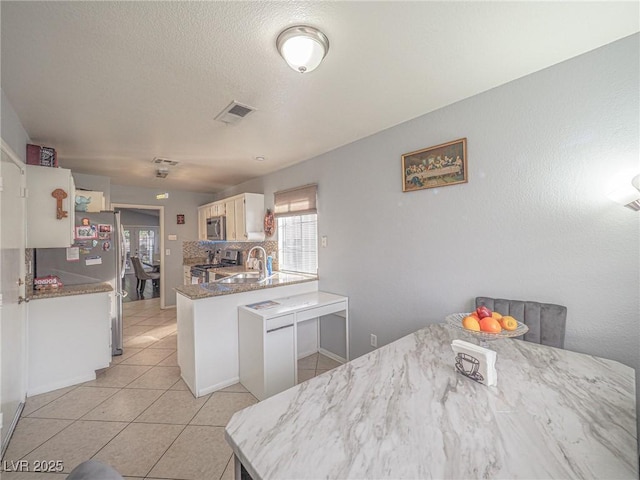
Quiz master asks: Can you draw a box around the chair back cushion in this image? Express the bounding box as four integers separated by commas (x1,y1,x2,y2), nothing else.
130,256,148,279
475,297,567,349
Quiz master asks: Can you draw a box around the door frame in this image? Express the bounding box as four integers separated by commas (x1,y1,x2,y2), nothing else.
0,138,27,456
111,203,166,309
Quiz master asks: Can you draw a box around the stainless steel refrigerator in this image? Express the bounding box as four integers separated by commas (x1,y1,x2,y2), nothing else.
34,211,126,355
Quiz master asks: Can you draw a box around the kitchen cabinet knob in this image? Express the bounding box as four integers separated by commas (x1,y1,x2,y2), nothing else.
17,278,24,286
18,296,30,304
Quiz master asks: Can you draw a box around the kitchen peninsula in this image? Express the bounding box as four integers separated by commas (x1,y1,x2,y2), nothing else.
225,324,638,479
175,272,321,397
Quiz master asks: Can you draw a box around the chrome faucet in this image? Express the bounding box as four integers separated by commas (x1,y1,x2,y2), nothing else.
247,246,267,279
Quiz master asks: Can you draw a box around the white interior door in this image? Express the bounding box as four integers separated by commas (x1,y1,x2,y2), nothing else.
0,143,27,454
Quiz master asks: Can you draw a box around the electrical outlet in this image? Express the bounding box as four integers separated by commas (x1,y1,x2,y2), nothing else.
370,334,377,348
321,236,328,247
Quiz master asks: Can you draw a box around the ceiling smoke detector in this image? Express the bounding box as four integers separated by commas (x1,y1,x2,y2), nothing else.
215,101,256,125
156,168,169,179
152,157,179,166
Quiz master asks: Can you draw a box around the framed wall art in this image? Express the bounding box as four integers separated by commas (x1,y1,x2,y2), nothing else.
401,138,467,192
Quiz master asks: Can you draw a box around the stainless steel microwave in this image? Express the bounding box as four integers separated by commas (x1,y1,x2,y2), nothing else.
206,216,226,241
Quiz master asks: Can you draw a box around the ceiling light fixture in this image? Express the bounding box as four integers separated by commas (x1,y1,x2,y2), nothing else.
276,25,329,74
607,174,640,211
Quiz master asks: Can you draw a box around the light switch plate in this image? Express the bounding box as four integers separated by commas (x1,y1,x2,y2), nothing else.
321,236,328,247
165,249,171,256
168,234,177,241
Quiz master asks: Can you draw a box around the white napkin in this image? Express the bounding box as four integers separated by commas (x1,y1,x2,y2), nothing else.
451,339,497,386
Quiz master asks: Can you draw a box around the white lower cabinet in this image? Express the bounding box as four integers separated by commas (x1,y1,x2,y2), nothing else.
27,292,111,396
238,311,295,401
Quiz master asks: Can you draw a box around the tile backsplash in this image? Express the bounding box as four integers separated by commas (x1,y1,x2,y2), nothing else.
183,240,279,270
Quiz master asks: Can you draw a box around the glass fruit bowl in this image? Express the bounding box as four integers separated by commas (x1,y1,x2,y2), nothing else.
446,312,529,343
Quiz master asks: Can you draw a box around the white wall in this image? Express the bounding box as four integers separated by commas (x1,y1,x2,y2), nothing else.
1,88,30,161
219,35,640,402
110,184,215,306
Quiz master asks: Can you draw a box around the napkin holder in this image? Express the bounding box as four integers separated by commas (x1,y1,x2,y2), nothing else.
451,339,497,386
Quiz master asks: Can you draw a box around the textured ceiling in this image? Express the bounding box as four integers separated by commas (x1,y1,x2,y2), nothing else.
1,1,638,193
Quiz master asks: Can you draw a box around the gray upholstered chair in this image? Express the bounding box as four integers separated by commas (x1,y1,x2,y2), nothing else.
130,256,160,292
475,297,567,349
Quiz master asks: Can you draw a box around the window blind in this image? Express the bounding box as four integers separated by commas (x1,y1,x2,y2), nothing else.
277,214,318,274
274,184,317,217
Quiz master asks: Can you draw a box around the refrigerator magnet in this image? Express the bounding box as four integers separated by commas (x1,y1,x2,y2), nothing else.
102,241,111,251
85,256,102,266
66,247,80,262
98,224,113,233
75,225,98,239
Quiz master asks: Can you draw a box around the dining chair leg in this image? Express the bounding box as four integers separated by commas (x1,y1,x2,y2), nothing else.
140,279,146,292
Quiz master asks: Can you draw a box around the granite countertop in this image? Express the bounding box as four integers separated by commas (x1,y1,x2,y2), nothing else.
225,324,638,480
183,257,208,266
175,270,318,300
29,282,113,300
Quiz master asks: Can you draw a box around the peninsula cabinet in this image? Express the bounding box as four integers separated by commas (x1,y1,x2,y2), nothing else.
26,165,75,248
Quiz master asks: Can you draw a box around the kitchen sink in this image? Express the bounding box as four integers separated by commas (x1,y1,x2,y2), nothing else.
215,271,279,284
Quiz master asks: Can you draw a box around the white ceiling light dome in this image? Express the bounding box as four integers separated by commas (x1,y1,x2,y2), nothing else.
276,25,329,74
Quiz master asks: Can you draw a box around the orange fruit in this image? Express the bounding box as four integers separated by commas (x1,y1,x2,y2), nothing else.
479,317,502,333
491,311,503,321
462,316,480,331
501,316,518,331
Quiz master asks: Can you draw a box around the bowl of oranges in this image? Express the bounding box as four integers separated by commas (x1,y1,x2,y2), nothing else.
446,306,529,342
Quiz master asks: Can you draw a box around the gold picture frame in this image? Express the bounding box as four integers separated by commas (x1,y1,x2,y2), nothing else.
402,138,467,192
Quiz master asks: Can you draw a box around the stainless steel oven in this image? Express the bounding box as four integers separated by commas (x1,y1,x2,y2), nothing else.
189,249,240,284
206,216,226,241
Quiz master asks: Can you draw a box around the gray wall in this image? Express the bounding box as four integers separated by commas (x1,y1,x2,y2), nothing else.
73,172,111,208
119,209,160,227
1,88,30,161
110,184,215,306
218,35,640,400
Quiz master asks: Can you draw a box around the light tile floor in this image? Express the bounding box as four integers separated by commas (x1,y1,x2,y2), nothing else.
2,297,340,480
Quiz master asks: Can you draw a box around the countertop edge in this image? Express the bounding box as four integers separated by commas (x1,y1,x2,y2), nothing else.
29,282,113,300
175,276,318,300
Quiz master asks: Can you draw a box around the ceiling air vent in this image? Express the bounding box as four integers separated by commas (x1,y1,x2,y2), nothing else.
152,157,179,166
215,101,256,125
156,168,169,179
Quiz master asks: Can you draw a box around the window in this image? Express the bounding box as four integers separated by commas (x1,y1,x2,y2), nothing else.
275,184,318,274
277,214,317,274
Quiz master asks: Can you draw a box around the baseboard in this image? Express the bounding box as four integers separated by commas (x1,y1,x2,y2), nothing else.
197,377,240,397
318,348,346,364
1,402,24,459
27,372,96,397
297,347,318,360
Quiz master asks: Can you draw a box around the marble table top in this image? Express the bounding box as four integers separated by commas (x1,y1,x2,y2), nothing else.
225,324,638,479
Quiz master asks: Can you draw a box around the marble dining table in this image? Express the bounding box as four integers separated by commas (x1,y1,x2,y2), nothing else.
225,323,638,479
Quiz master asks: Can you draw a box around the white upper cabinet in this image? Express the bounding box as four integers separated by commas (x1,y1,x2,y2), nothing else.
227,193,264,241
224,197,237,240
197,205,209,241
26,165,75,248
199,193,264,242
